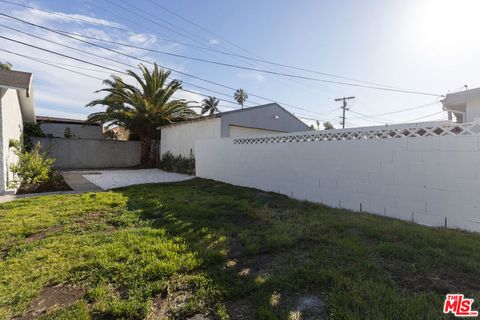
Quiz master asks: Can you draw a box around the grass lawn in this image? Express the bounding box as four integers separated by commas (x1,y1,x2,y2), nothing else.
1,178,479,319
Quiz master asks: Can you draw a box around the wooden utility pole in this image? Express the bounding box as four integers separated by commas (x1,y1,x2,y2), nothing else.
335,96,355,129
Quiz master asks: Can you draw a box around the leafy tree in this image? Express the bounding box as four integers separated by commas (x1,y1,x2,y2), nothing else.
201,96,220,115
323,121,335,130
0,62,12,70
86,64,196,166
234,88,248,109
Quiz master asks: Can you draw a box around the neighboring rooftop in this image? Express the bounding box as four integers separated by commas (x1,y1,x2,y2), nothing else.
160,103,309,129
36,116,100,126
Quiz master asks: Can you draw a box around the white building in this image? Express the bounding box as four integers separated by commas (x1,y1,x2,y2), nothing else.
443,87,480,123
0,69,35,194
160,103,311,157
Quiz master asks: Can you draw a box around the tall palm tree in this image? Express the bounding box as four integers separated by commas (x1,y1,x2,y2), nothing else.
86,63,196,166
234,88,248,109
0,62,12,70
201,96,220,115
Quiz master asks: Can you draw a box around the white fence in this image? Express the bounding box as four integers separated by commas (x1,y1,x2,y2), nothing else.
196,120,480,233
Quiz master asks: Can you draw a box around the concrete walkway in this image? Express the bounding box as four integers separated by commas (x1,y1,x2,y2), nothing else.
0,171,102,204
62,171,103,192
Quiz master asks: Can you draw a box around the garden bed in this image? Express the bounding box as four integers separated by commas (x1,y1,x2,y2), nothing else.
15,171,71,195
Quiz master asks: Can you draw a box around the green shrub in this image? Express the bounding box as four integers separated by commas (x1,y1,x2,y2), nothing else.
9,140,55,191
22,122,46,152
159,151,195,175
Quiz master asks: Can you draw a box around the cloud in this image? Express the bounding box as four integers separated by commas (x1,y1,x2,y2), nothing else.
237,72,266,82
0,3,190,119
209,39,220,45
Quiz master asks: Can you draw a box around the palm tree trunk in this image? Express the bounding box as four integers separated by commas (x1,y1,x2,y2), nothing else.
140,136,153,167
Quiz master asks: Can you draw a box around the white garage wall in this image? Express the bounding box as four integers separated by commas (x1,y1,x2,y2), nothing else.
228,125,284,137
161,118,221,157
196,121,480,233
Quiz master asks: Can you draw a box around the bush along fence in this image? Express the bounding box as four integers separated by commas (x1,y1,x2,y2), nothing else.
159,151,195,175
196,120,480,233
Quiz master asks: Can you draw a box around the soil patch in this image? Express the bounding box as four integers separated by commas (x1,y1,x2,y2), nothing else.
15,285,85,319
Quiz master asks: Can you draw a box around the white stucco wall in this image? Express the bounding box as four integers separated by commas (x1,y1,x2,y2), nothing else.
228,125,283,137
39,122,104,139
196,127,480,233
160,118,221,157
0,88,23,194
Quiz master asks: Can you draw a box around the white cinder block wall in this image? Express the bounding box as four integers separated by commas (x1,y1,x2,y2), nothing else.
196,127,480,233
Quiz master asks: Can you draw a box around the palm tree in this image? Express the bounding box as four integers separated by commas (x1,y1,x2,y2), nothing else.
0,62,12,70
201,96,220,115
234,88,248,109
86,63,196,166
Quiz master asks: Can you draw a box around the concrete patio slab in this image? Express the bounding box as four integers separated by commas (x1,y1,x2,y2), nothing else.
81,169,193,190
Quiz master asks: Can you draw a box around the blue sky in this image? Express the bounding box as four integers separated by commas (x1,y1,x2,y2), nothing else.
1,0,480,128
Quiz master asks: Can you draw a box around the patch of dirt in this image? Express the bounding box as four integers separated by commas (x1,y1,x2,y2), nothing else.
15,284,85,319
24,226,63,243
148,281,212,320
374,256,480,294
256,191,310,210
285,294,326,320
226,298,254,320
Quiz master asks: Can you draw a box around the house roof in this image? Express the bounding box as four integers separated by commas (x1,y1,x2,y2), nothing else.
36,116,101,126
0,69,35,122
0,69,32,91
160,103,309,129
443,87,480,111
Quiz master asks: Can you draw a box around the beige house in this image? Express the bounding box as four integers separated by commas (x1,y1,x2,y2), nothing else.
0,69,35,194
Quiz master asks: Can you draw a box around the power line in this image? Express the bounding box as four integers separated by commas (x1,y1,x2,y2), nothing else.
406,111,446,122
0,35,251,108
145,0,397,89
23,1,442,97
0,48,105,80
1,2,444,98
0,13,326,116
0,0,128,32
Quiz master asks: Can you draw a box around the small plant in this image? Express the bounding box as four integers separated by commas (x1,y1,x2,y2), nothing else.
64,127,75,138
159,151,195,175
9,140,55,192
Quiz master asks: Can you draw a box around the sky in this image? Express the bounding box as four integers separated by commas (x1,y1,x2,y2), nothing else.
1,0,480,128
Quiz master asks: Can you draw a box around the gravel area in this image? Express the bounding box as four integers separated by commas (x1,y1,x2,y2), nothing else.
81,169,193,190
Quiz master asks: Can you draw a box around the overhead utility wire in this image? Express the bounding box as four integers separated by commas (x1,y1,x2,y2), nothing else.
44,27,413,96
0,13,323,116
1,0,434,93
145,0,398,88
0,48,105,80
0,23,256,105
0,0,128,32
0,35,251,107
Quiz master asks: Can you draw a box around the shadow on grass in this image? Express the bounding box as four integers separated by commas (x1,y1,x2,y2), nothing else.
117,178,327,319
114,178,480,319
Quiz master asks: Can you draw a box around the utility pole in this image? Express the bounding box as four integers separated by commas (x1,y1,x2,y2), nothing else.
335,96,355,129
